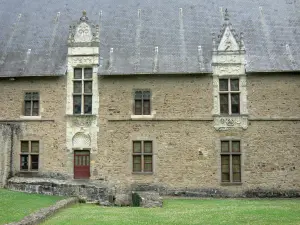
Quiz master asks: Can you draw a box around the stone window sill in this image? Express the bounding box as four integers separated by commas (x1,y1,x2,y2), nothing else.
132,172,153,175
19,116,42,120
66,114,97,117
220,182,242,186
131,115,154,120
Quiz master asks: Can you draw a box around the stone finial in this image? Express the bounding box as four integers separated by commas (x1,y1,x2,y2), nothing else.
240,32,245,50
80,10,88,22
224,8,229,21
212,33,217,51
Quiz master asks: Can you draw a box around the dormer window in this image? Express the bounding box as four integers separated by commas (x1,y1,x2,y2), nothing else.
73,68,93,114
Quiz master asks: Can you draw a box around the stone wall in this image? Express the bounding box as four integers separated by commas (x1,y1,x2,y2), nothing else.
0,124,12,187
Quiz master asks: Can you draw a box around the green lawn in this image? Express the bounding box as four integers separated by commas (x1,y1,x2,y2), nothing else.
0,189,63,224
42,198,300,225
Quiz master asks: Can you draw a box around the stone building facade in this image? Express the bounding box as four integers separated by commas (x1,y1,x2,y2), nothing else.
0,1,299,198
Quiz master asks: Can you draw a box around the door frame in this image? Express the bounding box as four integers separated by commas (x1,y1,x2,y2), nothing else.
73,149,91,179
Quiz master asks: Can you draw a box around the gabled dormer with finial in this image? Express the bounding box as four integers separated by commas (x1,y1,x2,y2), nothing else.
212,9,248,130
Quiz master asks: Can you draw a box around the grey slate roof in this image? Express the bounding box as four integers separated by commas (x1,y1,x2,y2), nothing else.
0,0,300,77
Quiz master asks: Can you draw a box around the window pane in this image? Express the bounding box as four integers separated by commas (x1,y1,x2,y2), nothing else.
231,94,240,114
144,156,152,172
32,101,39,116
82,156,86,166
31,141,39,153
135,91,142,100
135,100,142,115
230,79,239,91
73,95,82,114
144,141,152,153
21,141,29,152
74,68,82,79
143,100,151,115
232,141,240,152
221,141,229,152
86,156,90,165
21,155,29,170
75,156,79,166
84,95,92,114
221,155,230,182
73,81,82,93
25,101,31,116
143,91,150,100
233,173,241,182
84,68,93,79
25,92,32,100
222,173,230,182
32,92,39,100
31,155,39,170
84,81,93,93
133,141,141,153
220,94,229,114
133,156,141,172
219,79,228,91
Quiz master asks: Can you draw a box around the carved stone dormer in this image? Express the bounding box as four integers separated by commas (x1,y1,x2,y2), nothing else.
68,10,100,47
212,9,248,131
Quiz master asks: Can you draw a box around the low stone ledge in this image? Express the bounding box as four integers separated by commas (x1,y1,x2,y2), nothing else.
132,191,163,208
6,197,78,225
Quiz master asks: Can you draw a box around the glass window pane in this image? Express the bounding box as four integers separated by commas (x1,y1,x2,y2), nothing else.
73,96,82,114
82,156,86,166
84,81,93,93
135,100,142,115
219,79,228,91
74,68,82,79
232,141,240,152
32,92,39,100
84,68,93,79
86,156,90,165
21,155,29,170
25,92,32,100
133,141,141,153
144,156,152,172
144,141,152,153
233,173,241,182
143,100,150,115
220,94,229,114
230,79,239,91
232,155,241,168
75,156,79,166
73,81,82,93
21,141,29,152
222,173,230,182
32,101,39,116
221,141,229,152
84,95,92,114
133,156,141,172
31,141,39,153
143,91,150,100
135,91,142,100
31,155,39,170
25,101,31,116
231,94,240,114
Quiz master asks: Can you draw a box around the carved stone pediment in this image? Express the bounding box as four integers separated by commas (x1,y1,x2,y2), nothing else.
218,27,239,51
214,116,248,130
68,11,99,46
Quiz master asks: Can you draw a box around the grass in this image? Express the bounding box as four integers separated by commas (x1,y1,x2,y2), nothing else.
42,198,300,225
0,189,63,224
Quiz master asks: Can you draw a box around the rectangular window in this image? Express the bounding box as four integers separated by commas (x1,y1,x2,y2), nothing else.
73,68,93,114
133,141,153,173
134,91,151,115
219,79,240,115
20,140,39,171
221,140,241,183
24,92,39,116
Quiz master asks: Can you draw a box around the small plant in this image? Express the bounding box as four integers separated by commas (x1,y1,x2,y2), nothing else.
131,192,141,207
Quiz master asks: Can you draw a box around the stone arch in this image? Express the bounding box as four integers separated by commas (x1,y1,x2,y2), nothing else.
72,132,91,149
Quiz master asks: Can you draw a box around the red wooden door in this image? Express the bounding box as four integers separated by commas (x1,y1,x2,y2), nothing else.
74,150,90,179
